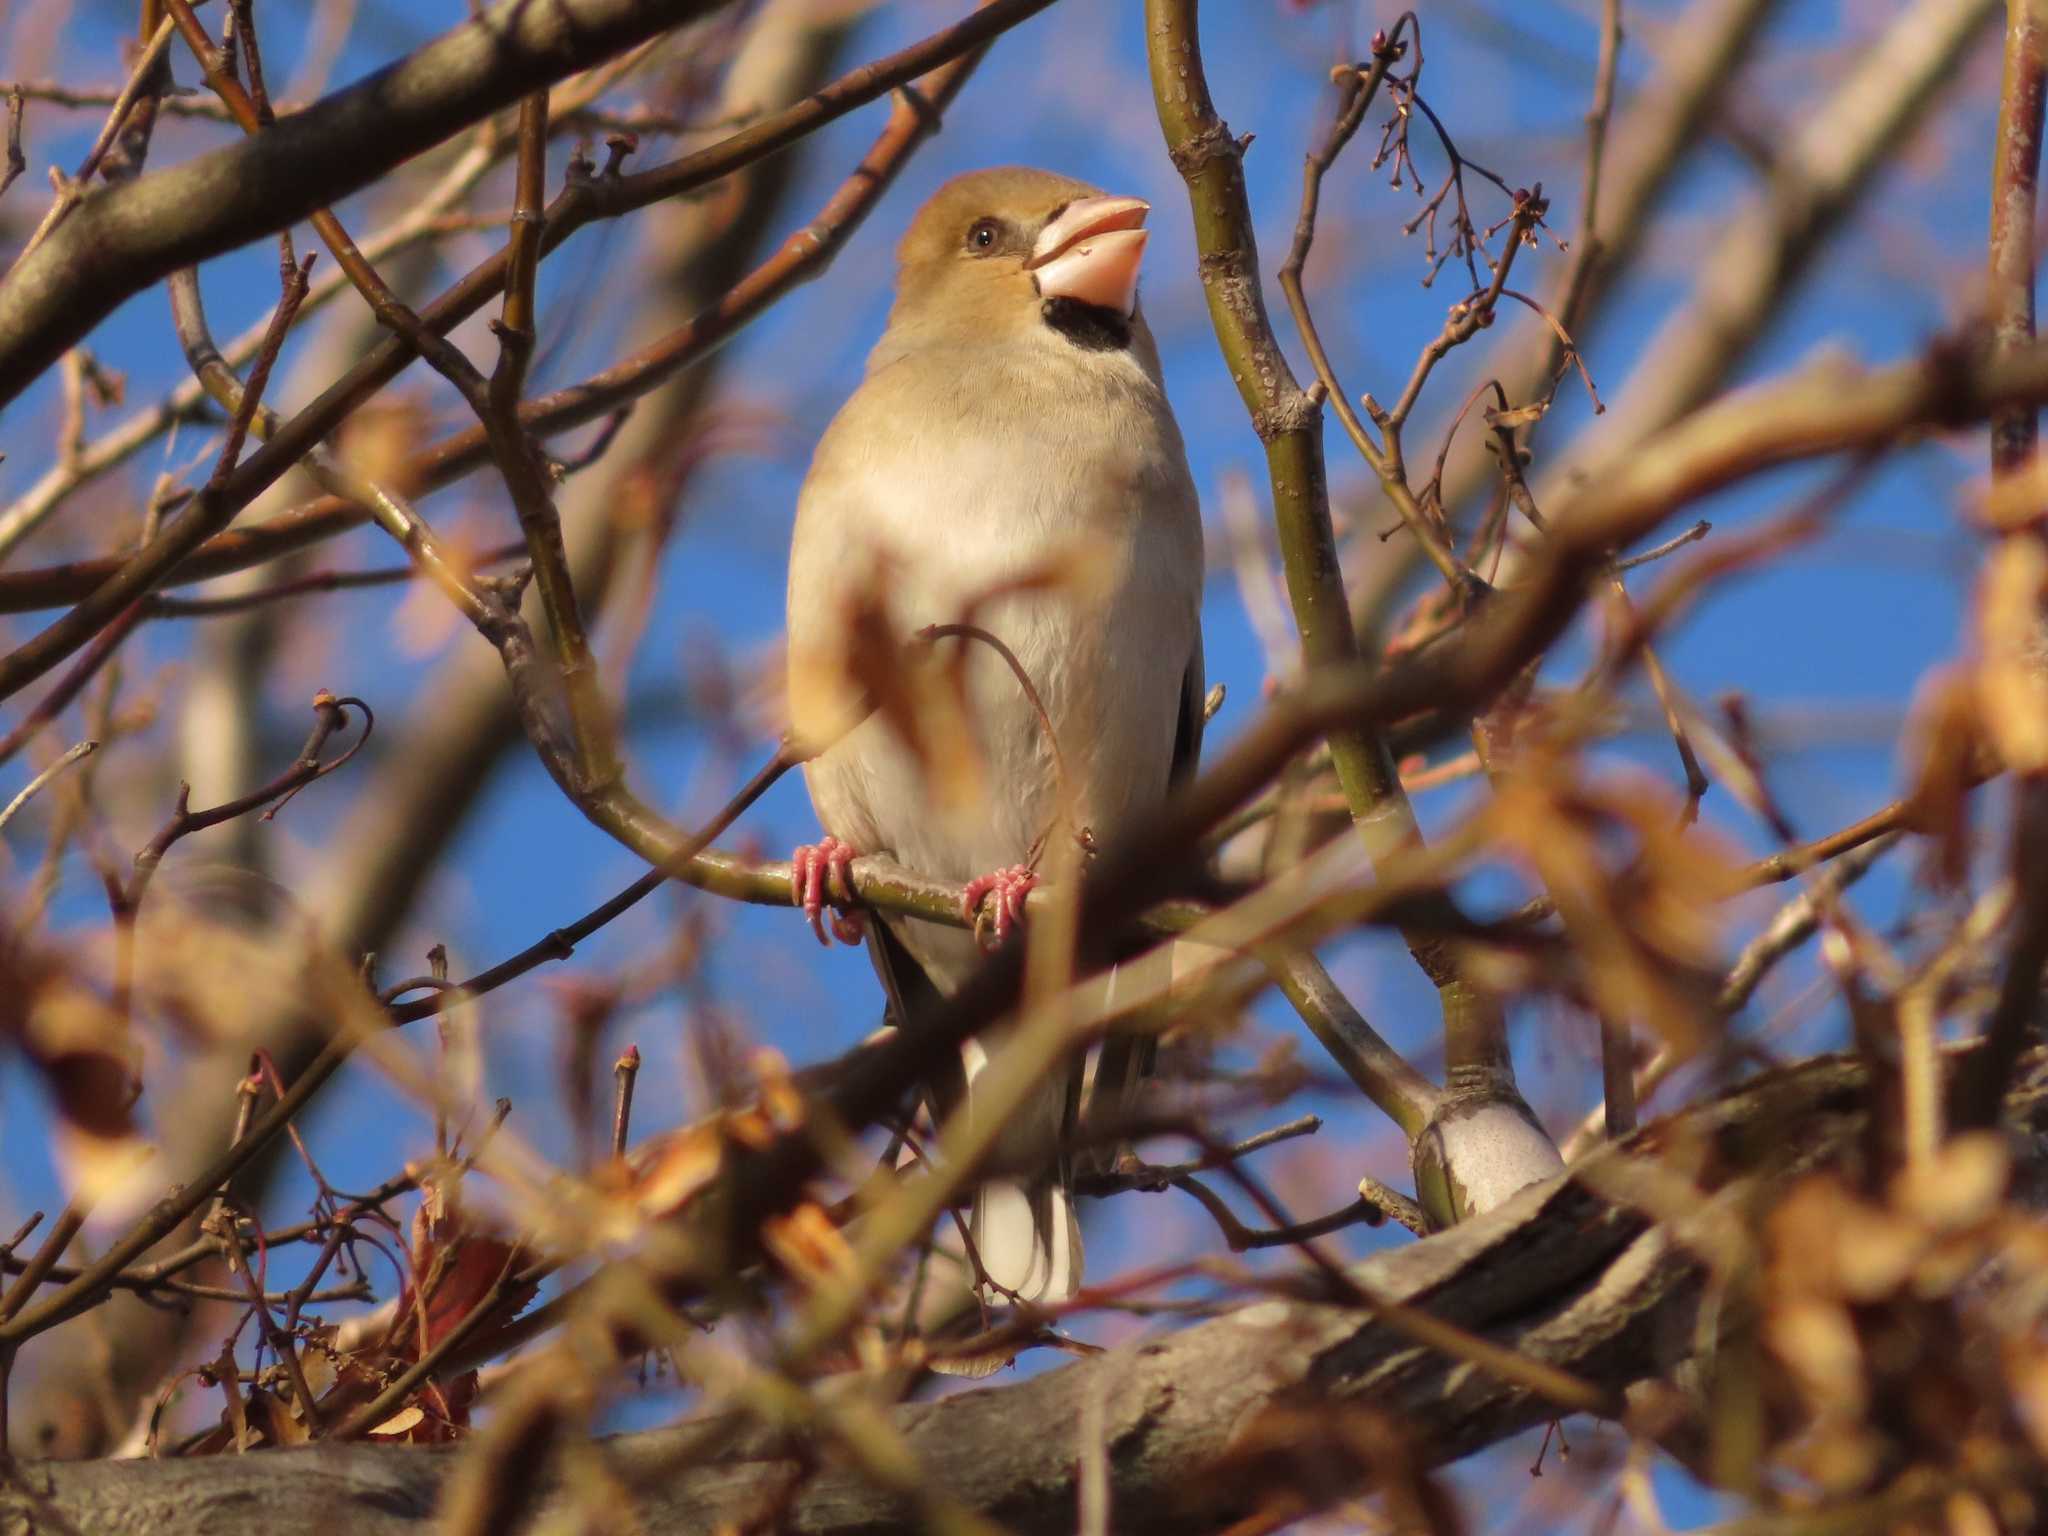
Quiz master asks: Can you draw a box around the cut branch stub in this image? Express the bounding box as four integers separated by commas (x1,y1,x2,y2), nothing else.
1411,1092,1566,1229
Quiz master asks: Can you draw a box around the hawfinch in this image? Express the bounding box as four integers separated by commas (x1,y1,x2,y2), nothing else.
785,167,1205,1311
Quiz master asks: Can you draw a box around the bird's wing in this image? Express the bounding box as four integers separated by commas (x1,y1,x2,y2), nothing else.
1171,629,1207,787
1080,634,1206,1174
864,918,968,1093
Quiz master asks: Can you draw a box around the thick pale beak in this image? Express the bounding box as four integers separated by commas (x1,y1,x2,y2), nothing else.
1026,196,1150,317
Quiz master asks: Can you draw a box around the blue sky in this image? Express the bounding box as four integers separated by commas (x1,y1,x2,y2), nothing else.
0,0,2014,1524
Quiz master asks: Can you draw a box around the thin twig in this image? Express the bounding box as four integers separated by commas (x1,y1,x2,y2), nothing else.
1075,1114,1325,1195
206,248,314,489
1171,1177,1383,1252
1562,831,1904,1158
1613,521,1710,573
138,546,527,618
1274,29,1472,594
0,600,144,769
0,1205,88,1325
7,16,174,269
0,86,26,202
117,694,371,918
0,739,96,835
611,1045,640,1160
387,734,810,1025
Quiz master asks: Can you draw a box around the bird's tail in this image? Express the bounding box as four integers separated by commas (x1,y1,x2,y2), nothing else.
955,1030,1083,1307
969,1175,1082,1304
862,921,1086,1358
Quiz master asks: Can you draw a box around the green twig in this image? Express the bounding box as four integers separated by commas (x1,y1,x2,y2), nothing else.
1146,0,1516,1103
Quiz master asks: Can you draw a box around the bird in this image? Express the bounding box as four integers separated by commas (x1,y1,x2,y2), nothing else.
784,166,1205,1312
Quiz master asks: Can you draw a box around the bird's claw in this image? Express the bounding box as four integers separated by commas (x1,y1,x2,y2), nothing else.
791,836,864,946
961,864,1038,950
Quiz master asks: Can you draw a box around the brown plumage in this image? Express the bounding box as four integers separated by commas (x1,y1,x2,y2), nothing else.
786,167,1205,1311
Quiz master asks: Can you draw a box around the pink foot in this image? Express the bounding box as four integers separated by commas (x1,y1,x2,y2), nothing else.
791,835,864,946
961,864,1038,950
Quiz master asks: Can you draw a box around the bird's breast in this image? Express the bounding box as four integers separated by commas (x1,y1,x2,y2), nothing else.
788,343,1202,947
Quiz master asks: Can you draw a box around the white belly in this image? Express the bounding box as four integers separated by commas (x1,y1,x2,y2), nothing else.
787,349,1201,991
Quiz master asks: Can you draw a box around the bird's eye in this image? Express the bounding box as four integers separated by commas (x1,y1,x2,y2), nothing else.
965,218,1001,254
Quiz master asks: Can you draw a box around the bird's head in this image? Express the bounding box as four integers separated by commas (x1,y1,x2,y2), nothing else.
887,167,1152,353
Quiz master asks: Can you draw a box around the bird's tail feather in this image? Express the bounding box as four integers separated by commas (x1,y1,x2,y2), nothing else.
970,1175,1082,1303
956,1030,1082,1305
865,920,1084,1321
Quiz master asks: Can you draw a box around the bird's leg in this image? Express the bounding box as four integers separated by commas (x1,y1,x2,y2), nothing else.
790,835,865,946
961,864,1039,949
958,817,1099,951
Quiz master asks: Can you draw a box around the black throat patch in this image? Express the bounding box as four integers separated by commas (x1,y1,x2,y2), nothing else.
1041,296,1131,352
